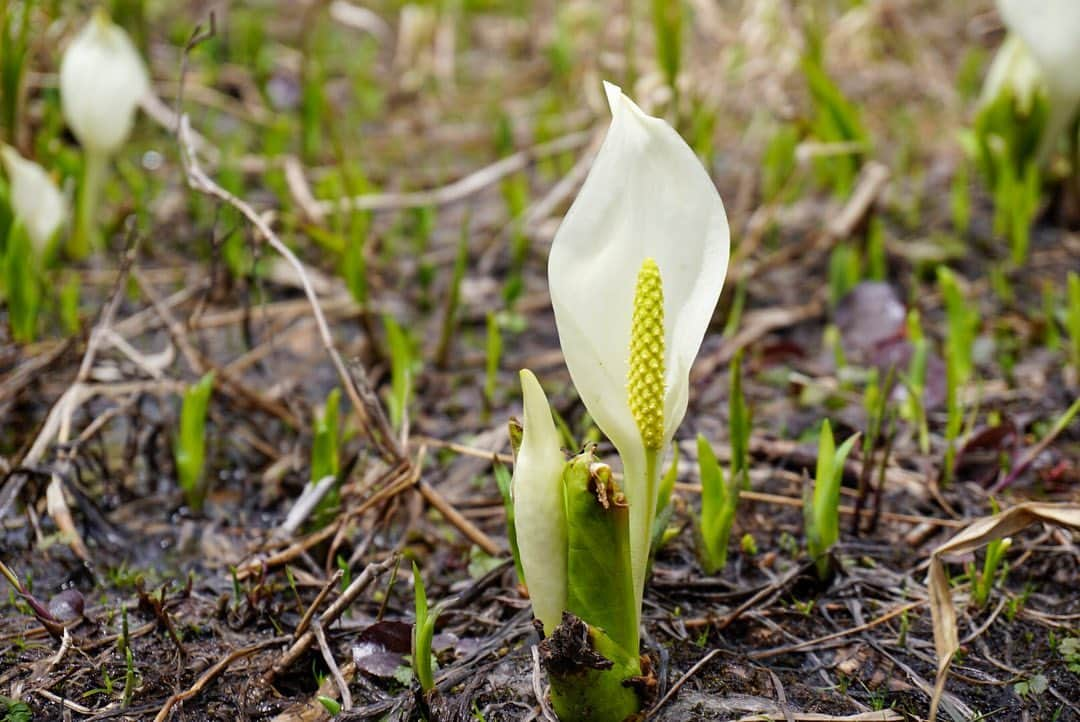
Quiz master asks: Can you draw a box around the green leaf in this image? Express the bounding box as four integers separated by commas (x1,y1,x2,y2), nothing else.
175,372,215,513
3,221,40,343
729,350,751,482
0,694,32,722
808,420,859,578
411,562,435,693
562,450,637,660
484,312,502,408
696,434,725,574
383,315,414,431
650,0,682,91
493,459,524,585
316,696,341,716
1067,272,1080,371
311,388,341,485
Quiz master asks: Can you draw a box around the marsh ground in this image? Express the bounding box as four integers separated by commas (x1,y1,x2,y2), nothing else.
1,1,1078,720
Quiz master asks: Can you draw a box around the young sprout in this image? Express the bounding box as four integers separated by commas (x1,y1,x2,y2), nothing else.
492,457,523,585
804,419,859,579
382,315,414,433
175,372,215,513
411,562,448,698
1,145,67,253
59,8,148,257
2,218,40,342
311,388,341,486
483,311,502,413
800,38,870,197
1067,272,1080,376
695,351,751,574
902,309,930,455
0,0,31,142
411,563,433,693
695,435,738,575
969,535,1011,609
310,388,342,527
937,267,980,386
650,0,683,95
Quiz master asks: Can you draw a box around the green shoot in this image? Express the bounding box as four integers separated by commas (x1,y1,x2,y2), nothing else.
950,158,970,235
972,71,1046,266
3,221,40,343
902,309,930,454
695,435,738,574
411,563,440,695
435,218,469,368
383,315,414,432
310,388,342,527
943,351,963,487
865,217,886,281
761,123,799,203
828,243,860,309
311,388,341,486
968,528,1011,609
800,38,869,196
493,458,523,585
804,419,860,579
729,350,751,486
316,696,341,716
484,311,502,413
0,0,31,143
59,274,81,336
175,372,215,513
721,278,746,339
694,352,751,574
1067,271,1080,374
1041,280,1060,352
341,208,370,308
937,266,979,385
650,0,682,96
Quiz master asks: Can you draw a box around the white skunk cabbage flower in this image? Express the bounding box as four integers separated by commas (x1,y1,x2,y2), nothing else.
511,369,568,635
996,0,1080,161
59,9,149,155
1,145,67,251
548,81,729,607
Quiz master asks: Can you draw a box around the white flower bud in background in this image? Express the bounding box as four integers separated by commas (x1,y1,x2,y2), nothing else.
59,8,149,155
995,0,1080,162
1,145,67,252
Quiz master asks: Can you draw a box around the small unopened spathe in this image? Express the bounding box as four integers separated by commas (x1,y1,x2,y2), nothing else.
59,8,149,155
58,8,149,257
0,145,67,251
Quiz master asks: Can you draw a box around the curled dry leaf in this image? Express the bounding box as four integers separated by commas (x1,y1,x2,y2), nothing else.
351,620,411,678
927,502,1080,722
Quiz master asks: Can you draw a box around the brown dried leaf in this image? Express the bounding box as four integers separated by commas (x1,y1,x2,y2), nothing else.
927,502,1080,722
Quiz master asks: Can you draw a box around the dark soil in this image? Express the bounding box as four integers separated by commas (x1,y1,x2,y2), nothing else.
2,1,1079,721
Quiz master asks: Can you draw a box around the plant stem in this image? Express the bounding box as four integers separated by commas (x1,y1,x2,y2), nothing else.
627,447,660,627
71,149,107,258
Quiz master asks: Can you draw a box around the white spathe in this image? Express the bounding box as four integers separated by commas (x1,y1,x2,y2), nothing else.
511,369,568,635
547,81,729,603
1,145,67,251
996,0,1080,160
59,9,149,155
980,34,1045,116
